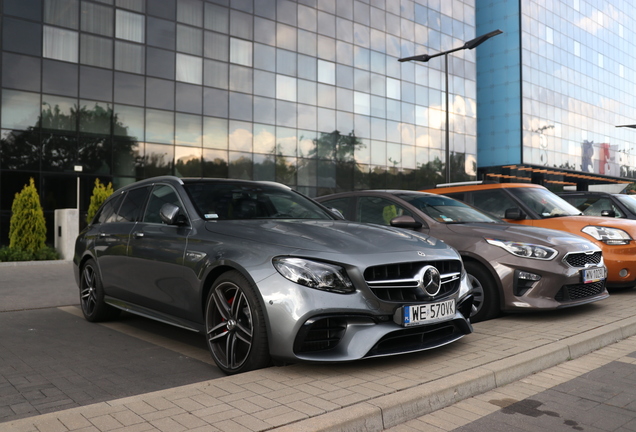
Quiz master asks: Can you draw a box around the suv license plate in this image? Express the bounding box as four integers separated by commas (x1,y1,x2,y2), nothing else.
403,299,455,327
582,267,606,283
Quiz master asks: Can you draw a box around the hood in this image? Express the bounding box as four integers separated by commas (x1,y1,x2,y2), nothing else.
530,215,636,235
443,222,595,247
204,219,453,255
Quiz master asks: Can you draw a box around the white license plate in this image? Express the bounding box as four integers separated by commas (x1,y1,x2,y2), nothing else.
403,299,455,327
582,267,606,283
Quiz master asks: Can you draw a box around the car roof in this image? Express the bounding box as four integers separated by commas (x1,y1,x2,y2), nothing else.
422,182,544,194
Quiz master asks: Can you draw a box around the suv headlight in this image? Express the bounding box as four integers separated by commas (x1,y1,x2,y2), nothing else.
581,226,632,245
273,257,355,294
486,238,557,260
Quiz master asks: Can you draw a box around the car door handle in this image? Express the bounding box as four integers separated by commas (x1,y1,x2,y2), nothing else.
133,231,144,238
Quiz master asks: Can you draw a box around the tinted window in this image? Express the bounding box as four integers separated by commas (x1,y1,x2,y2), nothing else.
184,181,333,220
115,186,150,222
357,196,412,225
95,193,124,224
319,197,352,219
466,189,518,219
565,196,623,218
143,184,182,223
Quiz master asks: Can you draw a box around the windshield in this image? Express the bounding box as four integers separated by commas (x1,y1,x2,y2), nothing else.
184,181,334,220
508,187,582,218
396,193,500,223
616,194,636,214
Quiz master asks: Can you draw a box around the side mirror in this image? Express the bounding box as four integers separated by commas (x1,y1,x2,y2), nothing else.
601,209,616,218
330,208,345,220
160,203,186,225
390,215,423,229
504,207,525,220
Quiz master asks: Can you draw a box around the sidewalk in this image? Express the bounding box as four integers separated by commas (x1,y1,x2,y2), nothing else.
4,267,636,431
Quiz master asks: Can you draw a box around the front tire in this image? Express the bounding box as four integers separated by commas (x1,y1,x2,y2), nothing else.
205,271,270,375
79,259,121,322
464,261,499,323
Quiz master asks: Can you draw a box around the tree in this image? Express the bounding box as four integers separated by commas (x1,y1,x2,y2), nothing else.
87,179,114,223
9,178,47,253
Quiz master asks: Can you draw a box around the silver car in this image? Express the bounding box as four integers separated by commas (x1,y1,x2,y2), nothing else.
74,176,474,374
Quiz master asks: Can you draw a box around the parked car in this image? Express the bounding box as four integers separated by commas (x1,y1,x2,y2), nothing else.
557,190,636,219
316,190,608,322
422,182,636,289
74,176,474,375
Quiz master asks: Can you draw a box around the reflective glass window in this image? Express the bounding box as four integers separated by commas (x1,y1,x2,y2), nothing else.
42,60,78,97
202,148,229,177
204,4,228,32
230,10,253,40
203,88,228,117
229,65,253,94
229,92,253,121
1,90,41,130
175,146,202,177
298,5,317,32
81,1,113,36
2,53,41,92
147,17,176,49
115,41,144,74
298,29,317,56
317,84,335,108
41,95,77,131
204,59,229,89
254,0,274,19
276,100,296,128
298,104,316,131
79,100,111,134
44,0,79,28
43,26,79,63
175,83,202,115
229,120,252,152
175,113,202,146
146,47,175,80
143,143,173,177
230,38,253,66
298,130,317,158
318,60,336,84
176,53,203,84
116,10,144,43
254,43,276,71
254,16,276,46
354,92,370,115
113,73,144,105
277,23,297,51
277,50,297,76
276,75,297,102
177,0,203,27
298,79,317,105
116,0,143,12
254,71,275,98
146,78,174,110
253,124,275,153
253,153,275,181
146,109,174,144
112,107,142,144
247,97,269,125
177,24,203,55
203,117,228,149
298,55,317,81
229,151,253,179
3,18,42,56
80,34,113,68
4,0,42,20
204,32,229,61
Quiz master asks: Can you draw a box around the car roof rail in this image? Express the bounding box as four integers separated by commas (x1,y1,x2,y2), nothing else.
434,180,493,188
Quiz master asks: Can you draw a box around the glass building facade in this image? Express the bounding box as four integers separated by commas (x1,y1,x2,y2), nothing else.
477,0,636,188
0,0,479,245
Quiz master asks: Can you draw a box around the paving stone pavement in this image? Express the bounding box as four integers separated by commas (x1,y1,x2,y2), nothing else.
2,261,636,431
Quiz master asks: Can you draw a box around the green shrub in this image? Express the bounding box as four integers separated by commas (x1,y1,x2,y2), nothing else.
0,246,59,262
87,179,114,223
9,178,47,253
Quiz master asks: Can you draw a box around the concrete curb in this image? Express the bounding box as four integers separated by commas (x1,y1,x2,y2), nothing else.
270,316,636,432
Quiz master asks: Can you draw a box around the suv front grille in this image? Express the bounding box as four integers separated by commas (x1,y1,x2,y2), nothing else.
364,260,462,302
555,281,605,301
564,251,602,267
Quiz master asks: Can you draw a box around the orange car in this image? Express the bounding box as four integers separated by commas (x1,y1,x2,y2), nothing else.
423,182,636,289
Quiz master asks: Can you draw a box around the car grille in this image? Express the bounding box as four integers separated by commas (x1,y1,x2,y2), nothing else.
564,251,602,267
554,281,605,301
364,260,462,302
294,316,347,353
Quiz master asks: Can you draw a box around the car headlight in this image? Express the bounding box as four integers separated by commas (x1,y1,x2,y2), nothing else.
273,257,355,294
581,226,632,245
485,238,557,260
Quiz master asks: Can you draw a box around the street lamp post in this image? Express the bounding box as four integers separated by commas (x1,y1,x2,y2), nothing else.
399,29,503,183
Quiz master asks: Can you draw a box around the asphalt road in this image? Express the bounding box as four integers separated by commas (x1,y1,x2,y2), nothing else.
0,261,224,423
